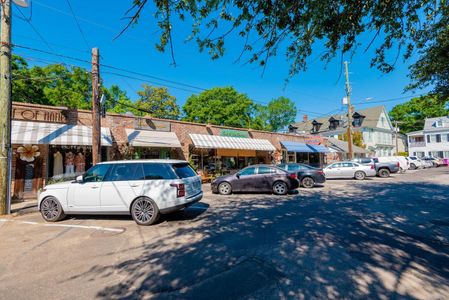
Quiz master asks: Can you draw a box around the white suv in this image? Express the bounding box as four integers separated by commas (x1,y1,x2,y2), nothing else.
38,160,203,225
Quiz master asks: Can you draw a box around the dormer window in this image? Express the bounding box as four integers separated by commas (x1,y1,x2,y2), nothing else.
328,117,339,130
311,120,322,133
352,112,366,127
435,120,443,127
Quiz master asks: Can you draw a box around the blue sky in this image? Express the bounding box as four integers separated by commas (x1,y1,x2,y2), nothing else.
11,0,429,121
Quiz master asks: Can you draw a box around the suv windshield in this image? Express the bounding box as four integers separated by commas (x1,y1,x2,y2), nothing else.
172,163,197,178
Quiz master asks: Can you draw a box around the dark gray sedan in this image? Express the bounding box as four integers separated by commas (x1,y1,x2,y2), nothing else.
278,163,326,188
211,164,299,195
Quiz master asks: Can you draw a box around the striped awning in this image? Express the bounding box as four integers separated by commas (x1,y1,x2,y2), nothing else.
12,120,112,146
190,134,275,151
126,129,182,148
281,141,330,153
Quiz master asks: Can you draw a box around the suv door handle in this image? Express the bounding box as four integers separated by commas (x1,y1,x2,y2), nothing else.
91,185,99,189
130,184,141,187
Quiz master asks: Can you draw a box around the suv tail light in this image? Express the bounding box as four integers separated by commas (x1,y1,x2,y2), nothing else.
170,183,185,197
396,162,400,167
289,173,297,180
370,164,375,169
318,170,325,175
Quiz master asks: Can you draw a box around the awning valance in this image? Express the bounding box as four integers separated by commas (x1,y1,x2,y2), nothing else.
12,120,112,146
126,129,182,148
281,141,330,153
190,134,275,151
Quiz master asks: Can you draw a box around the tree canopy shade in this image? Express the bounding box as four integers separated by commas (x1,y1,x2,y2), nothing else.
135,84,181,119
122,1,447,83
389,95,449,133
183,87,254,127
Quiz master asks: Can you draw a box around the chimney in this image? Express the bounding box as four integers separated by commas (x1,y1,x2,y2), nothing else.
303,115,308,122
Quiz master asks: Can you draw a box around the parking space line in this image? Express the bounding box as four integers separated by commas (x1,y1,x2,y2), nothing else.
0,218,124,233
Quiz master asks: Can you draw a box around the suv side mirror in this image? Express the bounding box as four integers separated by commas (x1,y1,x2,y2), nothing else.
235,173,240,179
76,175,84,183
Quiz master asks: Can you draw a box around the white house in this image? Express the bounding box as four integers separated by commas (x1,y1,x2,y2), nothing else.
291,106,397,157
407,116,449,159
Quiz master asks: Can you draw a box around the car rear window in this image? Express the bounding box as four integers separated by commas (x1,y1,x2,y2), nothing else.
143,163,177,180
172,163,197,178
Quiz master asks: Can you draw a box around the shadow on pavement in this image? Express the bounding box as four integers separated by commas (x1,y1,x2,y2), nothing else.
67,181,449,299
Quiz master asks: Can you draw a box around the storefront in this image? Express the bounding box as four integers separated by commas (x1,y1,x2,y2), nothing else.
125,129,182,159
11,120,112,199
280,141,329,168
189,133,276,174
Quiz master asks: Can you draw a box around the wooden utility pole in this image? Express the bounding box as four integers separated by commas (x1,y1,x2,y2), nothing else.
394,120,399,155
91,48,101,165
344,61,354,160
0,0,12,214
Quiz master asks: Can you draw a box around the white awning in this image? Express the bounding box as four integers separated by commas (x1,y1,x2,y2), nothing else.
12,120,112,146
126,129,182,148
189,133,275,151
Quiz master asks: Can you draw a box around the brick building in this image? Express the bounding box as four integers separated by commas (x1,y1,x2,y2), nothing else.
11,102,330,200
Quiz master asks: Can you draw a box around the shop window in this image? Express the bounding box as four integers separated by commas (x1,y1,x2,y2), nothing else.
143,163,176,180
84,164,110,182
258,166,275,175
107,163,144,181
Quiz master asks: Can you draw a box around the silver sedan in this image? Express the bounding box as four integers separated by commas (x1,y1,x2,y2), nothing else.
324,161,376,180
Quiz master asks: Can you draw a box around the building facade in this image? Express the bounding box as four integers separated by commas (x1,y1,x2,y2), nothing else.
10,102,331,201
407,116,449,159
291,106,397,157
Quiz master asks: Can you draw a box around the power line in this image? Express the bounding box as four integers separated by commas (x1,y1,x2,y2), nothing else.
65,0,90,52
12,43,208,91
352,94,425,105
102,71,200,94
14,33,90,54
15,7,54,52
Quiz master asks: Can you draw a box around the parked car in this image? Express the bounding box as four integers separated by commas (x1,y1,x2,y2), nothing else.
377,156,408,173
323,161,376,180
38,160,203,225
422,156,444,167
211,164,299,195
406,156,425,170
277,163,326,188
352,158,400,178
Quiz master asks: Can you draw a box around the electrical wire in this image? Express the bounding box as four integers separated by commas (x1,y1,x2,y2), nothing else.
65,0,90,52
15,8,54,52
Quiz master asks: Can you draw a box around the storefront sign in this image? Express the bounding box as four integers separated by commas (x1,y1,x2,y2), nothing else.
217,149,256,157
304,136,326,145
12,107,67,123
220,129,249,138
135,118,171,132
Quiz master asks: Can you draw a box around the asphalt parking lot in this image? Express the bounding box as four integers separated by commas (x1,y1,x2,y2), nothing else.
1,167,449,299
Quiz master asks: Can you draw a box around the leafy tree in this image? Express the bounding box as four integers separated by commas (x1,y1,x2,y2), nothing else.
340,131,366,148
135,84,180,119
122,1,447,80
250,104,270,130
406,11,449,98
183,87,253,128
389,95,449,133
102,85,139,115
267,97,297,132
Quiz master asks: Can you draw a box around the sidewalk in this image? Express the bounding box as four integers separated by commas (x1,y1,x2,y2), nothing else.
10,199,38,216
